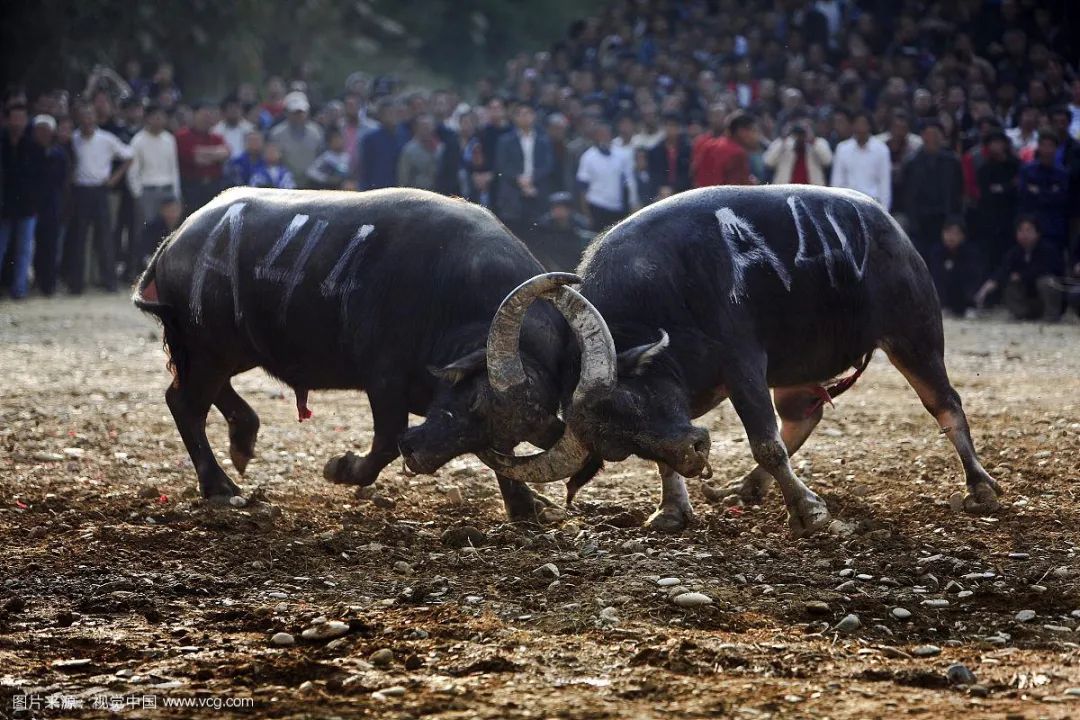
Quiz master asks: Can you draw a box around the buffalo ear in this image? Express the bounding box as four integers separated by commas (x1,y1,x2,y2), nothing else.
616,329,669,377
429,348,487,385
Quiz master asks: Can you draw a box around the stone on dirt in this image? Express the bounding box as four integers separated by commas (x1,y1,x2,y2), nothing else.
1015,609,1036,622
533,563,560,579
271,632,295,647
301,620,349,641
946,663,977,685
804,601,831,615
912,645,941,657
836,614,861,633
891,607,912,620
441,525,486,548
370,648,394,666
672,592,712,608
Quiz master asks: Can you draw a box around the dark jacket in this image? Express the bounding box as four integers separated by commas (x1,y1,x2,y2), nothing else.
974,155,1020,263
1017,161,1069,248
994,241,1065,292
928,241,984,314
530,211,593,272
900,148,963,218
1,129,46,219
360,125,402,191
647,137,692,195
494,130,554,223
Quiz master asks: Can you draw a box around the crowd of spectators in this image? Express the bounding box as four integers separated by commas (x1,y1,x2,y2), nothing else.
2,0,1079,321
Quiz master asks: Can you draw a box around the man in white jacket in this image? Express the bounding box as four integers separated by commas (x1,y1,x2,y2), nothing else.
126,103,180,267
830,112,892,209
763,119,832,185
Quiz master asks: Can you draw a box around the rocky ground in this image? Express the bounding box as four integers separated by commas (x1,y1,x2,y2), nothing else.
1,293,1079,719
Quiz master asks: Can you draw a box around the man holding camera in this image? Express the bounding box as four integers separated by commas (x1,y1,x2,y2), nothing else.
763,116,832,186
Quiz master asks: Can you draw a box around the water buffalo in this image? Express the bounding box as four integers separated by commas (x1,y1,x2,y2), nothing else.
132,187,607,520
484,185,1003,537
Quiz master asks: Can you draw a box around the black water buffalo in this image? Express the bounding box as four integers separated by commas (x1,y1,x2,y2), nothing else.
132,187,606,520
484,185,1003,537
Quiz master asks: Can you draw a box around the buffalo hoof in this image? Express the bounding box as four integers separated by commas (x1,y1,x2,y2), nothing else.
202,473,242,503
962,479,1002,515
713,466,773,505
230,447,254,476
323,451,377,486
506,489,561,524
645,503,694,533
787,490,831,538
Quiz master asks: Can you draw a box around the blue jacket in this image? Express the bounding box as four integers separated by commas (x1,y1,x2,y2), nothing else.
360,125,402,191
1018,161,1069,247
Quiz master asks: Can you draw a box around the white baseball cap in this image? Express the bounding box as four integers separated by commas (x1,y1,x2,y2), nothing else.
32,114,57,131
284,91,310,113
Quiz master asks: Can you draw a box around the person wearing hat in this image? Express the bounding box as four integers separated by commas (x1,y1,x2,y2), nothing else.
0,102,46,299
32,113,70,296
899,118,963,261
175,101,228,213
269,91,324,187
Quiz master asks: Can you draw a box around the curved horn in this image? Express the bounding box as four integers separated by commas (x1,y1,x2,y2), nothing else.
486,272,581,395
478,283,617,484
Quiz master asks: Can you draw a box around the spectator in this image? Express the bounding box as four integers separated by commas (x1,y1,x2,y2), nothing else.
762,117,832,186
397,114,445,192
696,111,758,187
269,92,323,185
974,130,1020,270
66,103,132,294
691,104,726,187
225,131,265,187
901,120,964,259
306,128,354,190
546,113,574,194
136,195,182,275
175,102,228,212
479,96,512,206
877,110,922,204
975,216,1065,321
33,114,68,296
576,122,635,231
831,112,891,209
259,77,287,123
359,99,402,191
647,113,691,200
127,103,181,271
927,217,984,318
531,191,593,271
250,143,296,189
1017,133,1070,254
0,102,45,299
111,96,143,280
1006,105,1040,160
633,147,658,205
495,103,553,236
213,95,254,158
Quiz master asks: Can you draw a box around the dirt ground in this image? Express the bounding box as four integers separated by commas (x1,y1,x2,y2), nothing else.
1,293,1078,719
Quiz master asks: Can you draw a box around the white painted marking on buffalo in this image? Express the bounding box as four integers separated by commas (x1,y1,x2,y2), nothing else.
714,208,792,301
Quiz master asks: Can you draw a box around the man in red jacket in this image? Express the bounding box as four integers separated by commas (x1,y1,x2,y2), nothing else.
695,111,758,187
175,102,229,214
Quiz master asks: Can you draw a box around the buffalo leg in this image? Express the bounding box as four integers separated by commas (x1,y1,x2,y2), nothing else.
496,474,560,522
883,344,1002,513
323,383,407,487
215,381,260,475
644,462,694,533
726,359,831,537
165,365,238,499
720,386,825,504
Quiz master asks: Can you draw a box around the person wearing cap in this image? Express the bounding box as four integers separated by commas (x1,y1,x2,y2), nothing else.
32,113,69,296
175,102,228,213
899,119,963,261
0,102,46,299
269,91,324,187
